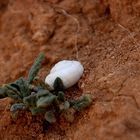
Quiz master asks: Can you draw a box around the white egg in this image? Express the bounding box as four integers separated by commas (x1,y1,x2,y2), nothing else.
45,60,84,89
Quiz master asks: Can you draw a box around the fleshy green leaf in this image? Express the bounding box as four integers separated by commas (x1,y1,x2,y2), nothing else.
57,91,65,101
28,52,45,83
36,89,52,99
33,78,52,91
12,78,30,98
72,94,92,111
23,94,37,107
53,77,64,91
5,84,22,99
10,103,26,112
15,78,30,97
37,95,57,108
7,92,21,100
45,111,56,123
0,87,8,99
30,107,46,115
3,86,21,101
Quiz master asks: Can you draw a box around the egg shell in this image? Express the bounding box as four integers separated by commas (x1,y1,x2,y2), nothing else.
45,60,84,89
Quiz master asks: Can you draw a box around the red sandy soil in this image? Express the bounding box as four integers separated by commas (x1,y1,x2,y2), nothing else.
0,0,140,140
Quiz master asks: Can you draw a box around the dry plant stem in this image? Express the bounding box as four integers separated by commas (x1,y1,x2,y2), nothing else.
60,9,80,61
118,24,140,48
54,7,80,61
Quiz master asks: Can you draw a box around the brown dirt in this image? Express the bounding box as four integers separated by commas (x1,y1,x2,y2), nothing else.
0,0,140,140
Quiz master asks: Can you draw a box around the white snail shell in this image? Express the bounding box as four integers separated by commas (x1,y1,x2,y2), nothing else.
45,60,84,89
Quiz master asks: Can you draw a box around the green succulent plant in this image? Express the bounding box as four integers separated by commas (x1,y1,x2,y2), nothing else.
0,53,92,123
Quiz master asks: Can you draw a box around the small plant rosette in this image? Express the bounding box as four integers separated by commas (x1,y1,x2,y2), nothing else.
0,53,93,123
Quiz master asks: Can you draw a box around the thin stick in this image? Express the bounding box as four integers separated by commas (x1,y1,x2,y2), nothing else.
118,24,140,48
60,9,80,60
54,7,80,60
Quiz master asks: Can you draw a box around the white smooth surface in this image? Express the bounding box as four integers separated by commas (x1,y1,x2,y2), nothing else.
45,60,84,89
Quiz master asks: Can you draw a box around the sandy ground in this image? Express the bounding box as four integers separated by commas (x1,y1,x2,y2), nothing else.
0,0,140,140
